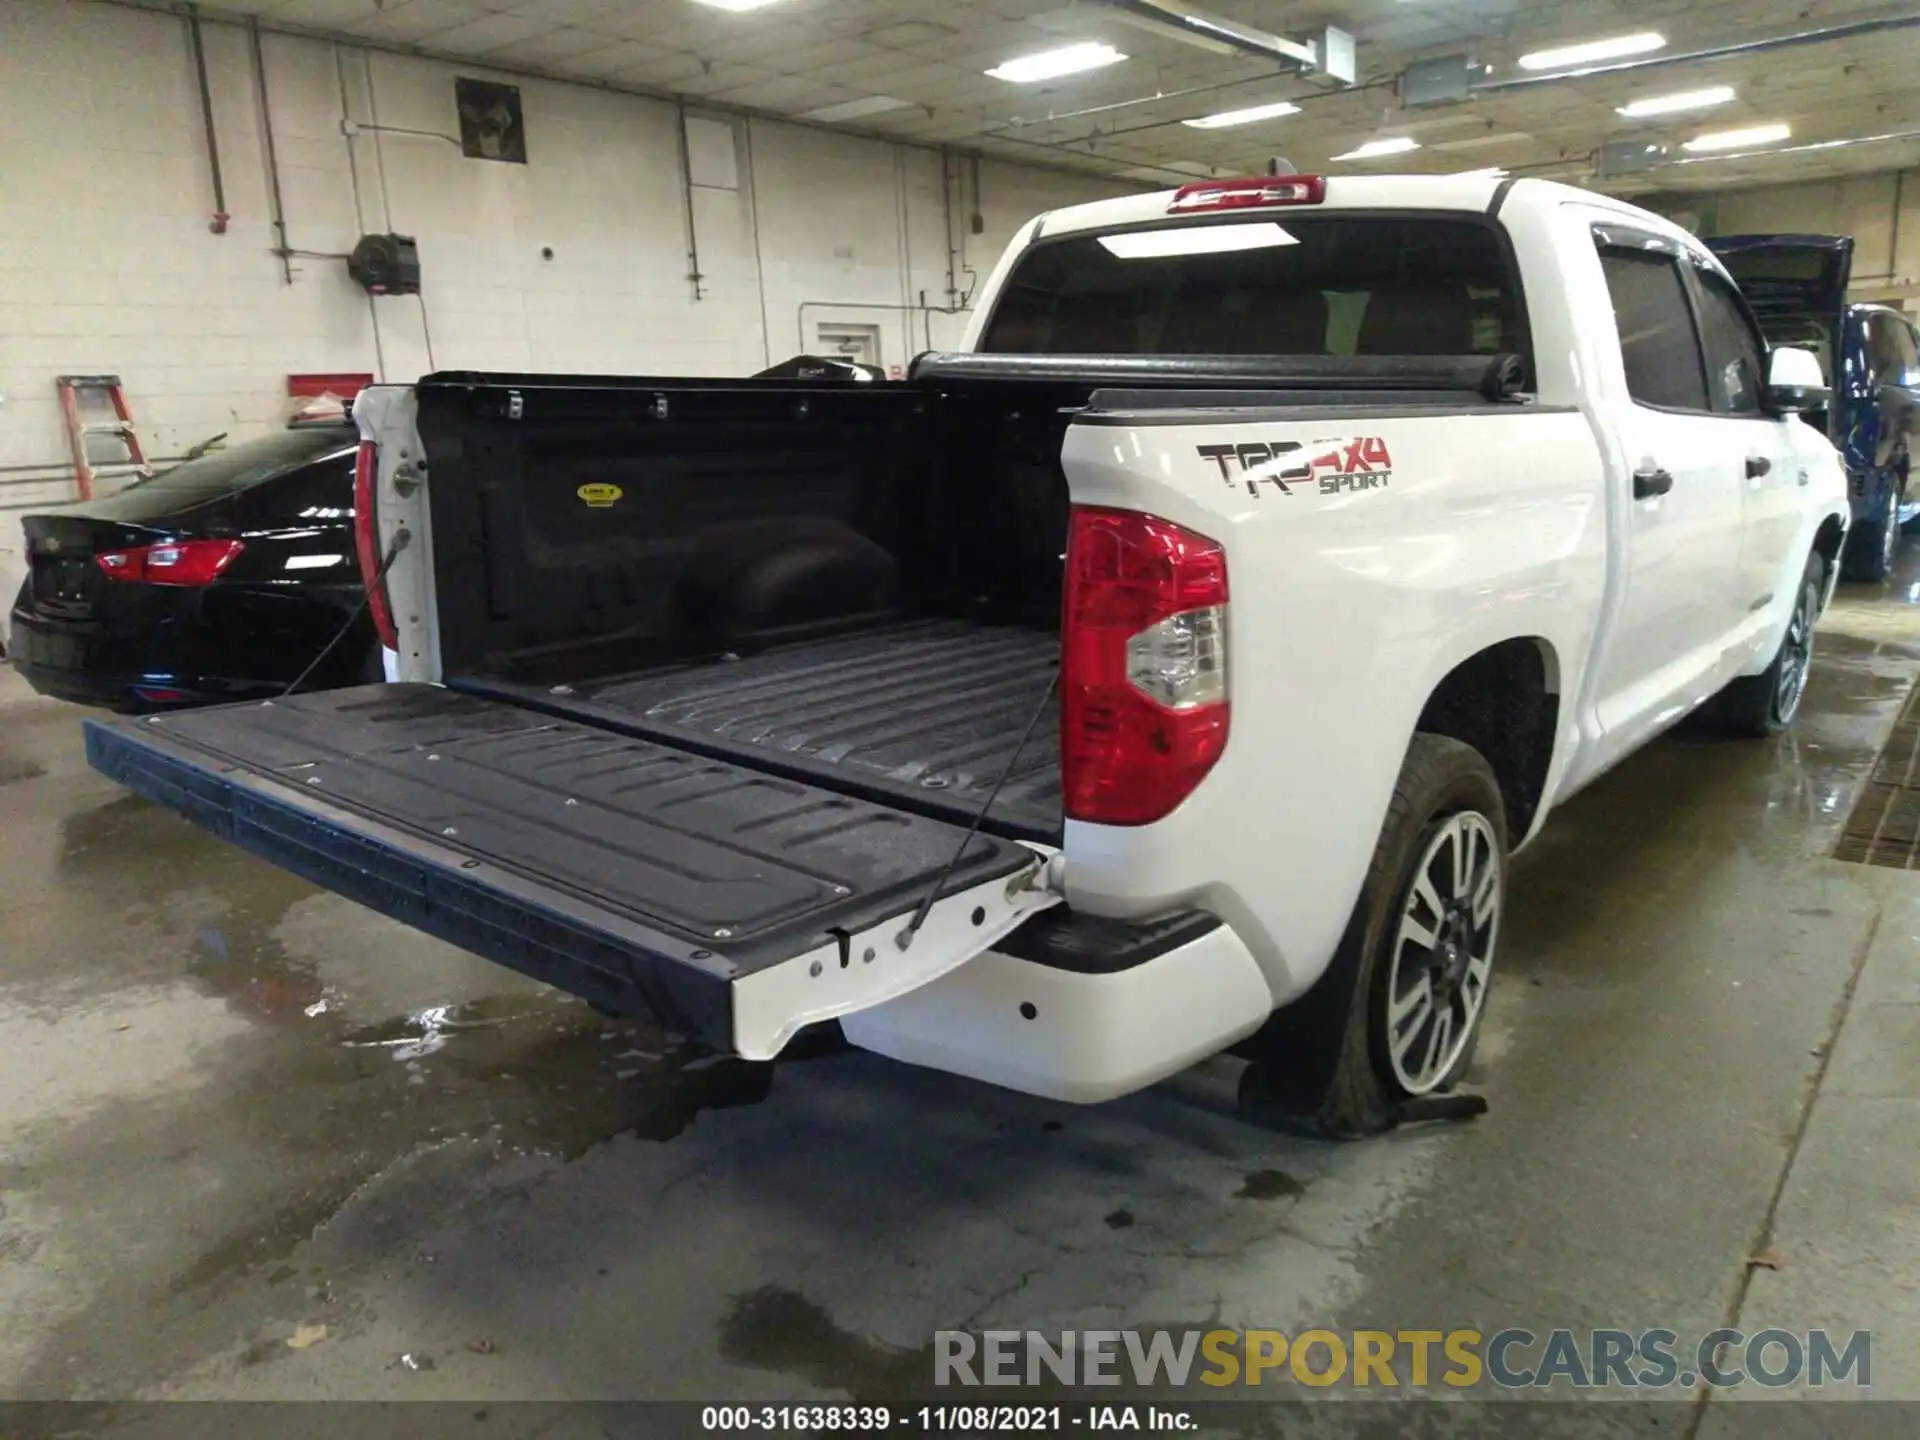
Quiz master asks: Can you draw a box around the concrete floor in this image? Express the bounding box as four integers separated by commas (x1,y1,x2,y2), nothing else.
4,563,1920,1432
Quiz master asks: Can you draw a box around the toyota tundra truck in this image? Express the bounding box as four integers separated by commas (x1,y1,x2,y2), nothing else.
81,175,1849,1136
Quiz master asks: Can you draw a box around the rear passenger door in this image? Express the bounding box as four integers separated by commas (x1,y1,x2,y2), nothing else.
1585,227,1747,742
1684,259,1801,631
1873,312,1920,518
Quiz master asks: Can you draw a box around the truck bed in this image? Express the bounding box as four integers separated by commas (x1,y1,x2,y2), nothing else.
457,620,1064,843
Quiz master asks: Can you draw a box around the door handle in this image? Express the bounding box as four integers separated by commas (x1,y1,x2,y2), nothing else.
1746,455,1772,478
1633,464,1674,499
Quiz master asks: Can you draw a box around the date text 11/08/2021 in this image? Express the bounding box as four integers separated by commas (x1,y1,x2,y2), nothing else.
701,1407,1190,1432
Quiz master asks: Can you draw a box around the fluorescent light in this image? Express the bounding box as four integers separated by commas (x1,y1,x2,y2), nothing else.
1517,32,1664,71
1615,85,1735,118
1182,99,1302,130
1099,223,1298,259
987,42,1126,84
1682,122,1790,152
1331,136,1420,162
688,0,788,11
1450,167,1509,180
797,95,913,123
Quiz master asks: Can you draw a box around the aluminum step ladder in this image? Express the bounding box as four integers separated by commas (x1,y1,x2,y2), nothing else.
57,374,154,500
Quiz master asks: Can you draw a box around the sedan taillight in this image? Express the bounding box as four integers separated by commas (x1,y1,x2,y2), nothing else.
94,538,245,587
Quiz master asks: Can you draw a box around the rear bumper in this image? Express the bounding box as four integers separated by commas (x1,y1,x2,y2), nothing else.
842,917,1273,1103
10,658,145,710
9,607,270,710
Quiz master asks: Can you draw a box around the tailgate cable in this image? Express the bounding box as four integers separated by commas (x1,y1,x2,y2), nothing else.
895,668,1060,953
277,528,411,698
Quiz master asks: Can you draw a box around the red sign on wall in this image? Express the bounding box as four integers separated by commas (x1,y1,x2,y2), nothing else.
287,373,374,401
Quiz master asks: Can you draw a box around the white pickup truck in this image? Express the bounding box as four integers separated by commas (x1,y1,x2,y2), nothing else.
86,175,1848,1136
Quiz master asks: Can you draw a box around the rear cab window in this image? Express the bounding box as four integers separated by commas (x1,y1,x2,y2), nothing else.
978,215,1529,363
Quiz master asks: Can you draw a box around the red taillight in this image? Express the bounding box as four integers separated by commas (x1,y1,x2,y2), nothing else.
1167,175,1325,214
353,439,399,652
94,538,244,587
1061,507,1230,827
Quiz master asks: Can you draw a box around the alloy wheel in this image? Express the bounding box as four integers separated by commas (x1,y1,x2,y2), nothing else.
1774,573,1818,724
1382,811,1502,1094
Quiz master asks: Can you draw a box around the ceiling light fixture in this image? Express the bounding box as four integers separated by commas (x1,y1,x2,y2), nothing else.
797,95,913,123
1182,99,1302,129
1517,32,1664,71
1682,122,1790,152
987,42,1127,84
688,0,789,11
1615,85,1736,118
1099,222,1299,259
1330,136,1420,162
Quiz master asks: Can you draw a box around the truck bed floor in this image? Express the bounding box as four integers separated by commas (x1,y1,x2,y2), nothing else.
459,620,1064,842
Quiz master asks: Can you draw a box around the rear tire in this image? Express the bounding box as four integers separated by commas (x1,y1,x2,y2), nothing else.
1843,483,1898,582
1716,550,1823,738
1240,734,1506,1138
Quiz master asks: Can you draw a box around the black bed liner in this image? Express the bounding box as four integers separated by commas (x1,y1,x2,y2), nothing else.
84,685,1035,1045
457,620,1064,843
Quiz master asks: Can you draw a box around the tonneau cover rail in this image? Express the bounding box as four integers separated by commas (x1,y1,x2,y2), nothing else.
910,350,1530,399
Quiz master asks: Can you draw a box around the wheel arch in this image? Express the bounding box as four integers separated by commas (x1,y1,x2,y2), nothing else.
1413,636,1559,844
1813,511,1846,575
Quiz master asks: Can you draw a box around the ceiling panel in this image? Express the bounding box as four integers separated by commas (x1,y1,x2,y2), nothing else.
481,27,616,67
216,0,1920,194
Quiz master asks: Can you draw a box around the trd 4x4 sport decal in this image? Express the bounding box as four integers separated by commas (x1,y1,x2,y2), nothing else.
1197,436,1395,499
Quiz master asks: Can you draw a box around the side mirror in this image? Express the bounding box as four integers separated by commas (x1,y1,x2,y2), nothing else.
1765,346,1831,415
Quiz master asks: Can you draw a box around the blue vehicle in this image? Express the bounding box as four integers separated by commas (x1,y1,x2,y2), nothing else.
1708,234,1920,581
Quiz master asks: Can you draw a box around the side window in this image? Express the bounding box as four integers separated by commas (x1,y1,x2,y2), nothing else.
1893,319,1920,387
1867,314,1906,386
1690,267,1766,415
1596,247,1709,411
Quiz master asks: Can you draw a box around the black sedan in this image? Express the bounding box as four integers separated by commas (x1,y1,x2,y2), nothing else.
8,422,380,711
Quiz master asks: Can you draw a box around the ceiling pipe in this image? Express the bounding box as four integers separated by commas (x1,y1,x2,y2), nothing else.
184,3,228,234
968,74,1392,158
1105,0,1315,69
1663,126,1920,169
979,12,1920,180
985,76,1265,130
1475,13,1920,92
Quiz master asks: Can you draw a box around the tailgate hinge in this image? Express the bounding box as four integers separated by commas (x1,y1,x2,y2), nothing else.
731,846,1061,1061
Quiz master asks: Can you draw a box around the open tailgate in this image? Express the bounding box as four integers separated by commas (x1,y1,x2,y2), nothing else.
1706,234,1854,318
84,685,1057,1058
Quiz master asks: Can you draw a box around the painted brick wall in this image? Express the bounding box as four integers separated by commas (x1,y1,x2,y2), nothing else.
0,0,1130,603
